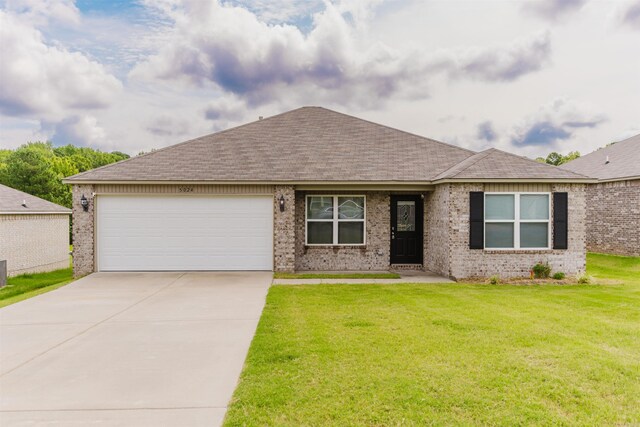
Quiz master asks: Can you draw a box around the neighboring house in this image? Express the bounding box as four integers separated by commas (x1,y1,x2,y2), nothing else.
64,107,592,280
560,134,639,257
0,184,71,276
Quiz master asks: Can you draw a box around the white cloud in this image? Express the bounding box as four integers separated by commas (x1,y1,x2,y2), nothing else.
46,115,110,148
131,0,552,113
147,115,192,137
621,0,640,29
509,98,606,147
523,0,588,21
0,10,122,120
3,0,80,26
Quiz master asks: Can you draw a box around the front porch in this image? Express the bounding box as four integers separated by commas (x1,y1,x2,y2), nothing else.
283,188,431,273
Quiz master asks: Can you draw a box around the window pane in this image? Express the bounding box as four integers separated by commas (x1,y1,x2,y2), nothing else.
338,222,364,244
485,195,515,220
520,195,549,220
485,223,514,248
520,223,548,248
338,197,365,219
396,201,415,231
307,196,333,219
307,222,333,244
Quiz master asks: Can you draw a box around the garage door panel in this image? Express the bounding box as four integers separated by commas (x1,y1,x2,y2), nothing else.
97,196,273,271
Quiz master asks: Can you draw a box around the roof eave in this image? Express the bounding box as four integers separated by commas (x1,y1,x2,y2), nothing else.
431,177,597,184
64,177,597,186
595,175,640,183
1,211,71,215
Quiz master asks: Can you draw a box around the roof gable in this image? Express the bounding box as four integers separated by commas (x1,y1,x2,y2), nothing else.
560,134,640,181
433,148,589,181
0,184,71,214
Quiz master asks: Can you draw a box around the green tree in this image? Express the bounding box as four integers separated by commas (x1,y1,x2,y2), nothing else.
536,151,581,166
0,145,68,206
0,142,129,209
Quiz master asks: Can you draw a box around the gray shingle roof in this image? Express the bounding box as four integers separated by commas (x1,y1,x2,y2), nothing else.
65,107,591,183
559,134,640,181
0,184,71,214
433,148,589,180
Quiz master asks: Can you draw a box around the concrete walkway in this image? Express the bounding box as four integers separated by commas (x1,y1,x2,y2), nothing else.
272,270,454,285
0,272,271,426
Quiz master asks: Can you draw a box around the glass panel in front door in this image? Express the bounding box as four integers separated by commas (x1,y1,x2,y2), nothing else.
396,201,415,231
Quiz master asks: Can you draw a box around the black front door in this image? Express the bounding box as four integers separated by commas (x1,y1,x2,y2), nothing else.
390,195,423,264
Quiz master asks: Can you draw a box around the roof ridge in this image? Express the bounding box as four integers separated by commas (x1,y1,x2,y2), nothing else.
432,150,489,180
65,107,312,181
314,107,476,155
447,149,495,178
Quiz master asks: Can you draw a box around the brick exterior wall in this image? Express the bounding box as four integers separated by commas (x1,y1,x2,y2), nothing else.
70,181,589,278
424,184,450,275
585,180,639,256
0,214,70,276
430,183,587,280
294,191,391,271
274,185,296,272
72,184,95,277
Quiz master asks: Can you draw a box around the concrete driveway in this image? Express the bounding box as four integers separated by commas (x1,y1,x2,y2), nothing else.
0,272,271,426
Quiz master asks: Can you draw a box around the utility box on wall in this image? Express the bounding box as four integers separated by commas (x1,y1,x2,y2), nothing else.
0,260,6,287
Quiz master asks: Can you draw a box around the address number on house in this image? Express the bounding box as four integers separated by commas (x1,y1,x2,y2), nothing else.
178,186,194,193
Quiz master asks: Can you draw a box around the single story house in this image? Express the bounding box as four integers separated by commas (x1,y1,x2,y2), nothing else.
64,107,593,280
560,134,639,257
0,184,71,276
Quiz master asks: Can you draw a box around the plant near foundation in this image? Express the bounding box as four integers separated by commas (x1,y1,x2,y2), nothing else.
576,272,593,284
532,262,551,279
552,272,566,280
489,275,500,285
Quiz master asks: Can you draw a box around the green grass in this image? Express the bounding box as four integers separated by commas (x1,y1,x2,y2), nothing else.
587,252,640,285
0,268,74,308
225,254,640,426
274,272,401,279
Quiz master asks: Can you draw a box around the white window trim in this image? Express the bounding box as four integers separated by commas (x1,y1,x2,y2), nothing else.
484,192,551,250
305,195,367,246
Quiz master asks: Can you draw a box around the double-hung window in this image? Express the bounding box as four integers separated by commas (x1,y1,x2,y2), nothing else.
485,193,550,249
306,196,366,245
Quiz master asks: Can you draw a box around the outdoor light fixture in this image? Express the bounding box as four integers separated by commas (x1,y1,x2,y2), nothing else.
278,195,285,212
80,194,89,212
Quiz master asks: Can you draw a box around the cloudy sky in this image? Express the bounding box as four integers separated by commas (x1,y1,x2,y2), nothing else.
0,0,639,158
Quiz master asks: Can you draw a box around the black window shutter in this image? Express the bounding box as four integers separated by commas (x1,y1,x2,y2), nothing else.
469,192,484,249
553,192,568,249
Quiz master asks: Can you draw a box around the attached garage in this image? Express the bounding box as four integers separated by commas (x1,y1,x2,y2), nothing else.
96,195,273,271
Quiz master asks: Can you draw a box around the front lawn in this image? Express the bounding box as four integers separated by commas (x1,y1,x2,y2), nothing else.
225,254,640,425
0,268,74,308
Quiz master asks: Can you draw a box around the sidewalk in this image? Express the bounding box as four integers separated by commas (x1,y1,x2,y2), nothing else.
272,271,454,285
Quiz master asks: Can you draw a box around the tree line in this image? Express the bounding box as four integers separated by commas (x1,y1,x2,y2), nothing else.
0,142,129,209
535,151,580,166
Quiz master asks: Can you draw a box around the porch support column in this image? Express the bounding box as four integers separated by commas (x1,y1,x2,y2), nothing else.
72,184,95,277
273,185,296,272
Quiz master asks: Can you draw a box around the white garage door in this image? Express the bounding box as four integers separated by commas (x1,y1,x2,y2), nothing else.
96,196,273,271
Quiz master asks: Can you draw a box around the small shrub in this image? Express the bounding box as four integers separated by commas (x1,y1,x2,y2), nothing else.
489,275,500,285
576,272,593,284
532,262,551,279
552,272,566,280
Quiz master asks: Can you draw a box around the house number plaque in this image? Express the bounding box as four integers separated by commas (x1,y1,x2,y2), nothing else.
178,186,194,193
